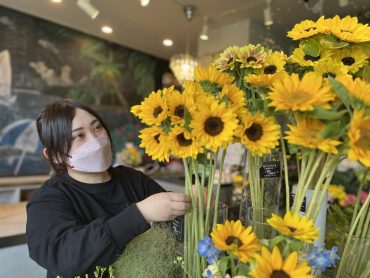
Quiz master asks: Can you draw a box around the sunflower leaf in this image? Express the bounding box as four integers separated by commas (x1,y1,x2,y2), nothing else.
319,35,349,49
196,153,208,167
320,120,343,138
328,77,354,109
160,118,172,133
184,109,192,130
217,257,229,275
358,41,370,53
303,39,321,57
269,236,286,249
308,106,348,121
362,64,370,83
287,143,299,155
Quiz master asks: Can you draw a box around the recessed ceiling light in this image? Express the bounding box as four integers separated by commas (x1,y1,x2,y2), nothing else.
51,0,62,3
140,0,150,7
101,26,113,34
162,39,173,47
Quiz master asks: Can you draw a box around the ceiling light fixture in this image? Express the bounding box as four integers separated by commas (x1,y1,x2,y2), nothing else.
200,16,209,41
77,0,99,19
169,5,198,85
163,39,173,47
51,0,62,3
101,26,113,34
264,0,273,26
139,0,150,7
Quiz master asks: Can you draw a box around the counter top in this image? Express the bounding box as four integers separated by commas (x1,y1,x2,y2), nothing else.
0,202,27,248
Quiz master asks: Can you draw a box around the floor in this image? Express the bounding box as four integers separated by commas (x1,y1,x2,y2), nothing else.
0,244,46,278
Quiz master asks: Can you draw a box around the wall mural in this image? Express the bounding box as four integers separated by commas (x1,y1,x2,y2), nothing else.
0,6,168,177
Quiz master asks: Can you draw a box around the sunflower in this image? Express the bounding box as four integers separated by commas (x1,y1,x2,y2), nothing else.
182,80,208,101
167,126,202,159
190,97,238,152
285,117,342,154
235,111,280,157
136,90,167,126
250,246,313,278
245,51,287,87
348,110,370,167
326,15,370,43
291,44,332,67
333,46,368,73
237,44,267,69
268,72,335,112
211,220,260,263
130,104,142,118
139,126,170,162
213,45,239,71
195,66,234,95
336,76,370,106
313,58,350,79
267,211,319,243
287,16,326,40
166,90,195,125
219,84,246,112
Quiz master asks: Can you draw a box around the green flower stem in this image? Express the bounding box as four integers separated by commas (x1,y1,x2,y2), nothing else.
299,150,309,181
205,151,218,235
213,148,227,228
294,151,325,214
192,161,205,243
230,256,236,277
336,192,370,277
350,168,369,229
292,150,315,212
293,150,316,212
305,154,338,219
311,162,337,220
361,206,370,238
279,132,290,212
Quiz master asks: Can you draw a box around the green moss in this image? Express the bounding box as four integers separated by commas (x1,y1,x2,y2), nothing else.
113,223,183,278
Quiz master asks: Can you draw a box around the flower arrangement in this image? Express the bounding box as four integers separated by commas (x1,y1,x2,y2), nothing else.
197,212,340,278
130,14,370,278
116,142,143,166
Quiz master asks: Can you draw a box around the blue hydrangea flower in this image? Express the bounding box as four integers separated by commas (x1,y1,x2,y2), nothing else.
324,246,340,267
305,246,340,272
203,269,212,278
198,236,220,264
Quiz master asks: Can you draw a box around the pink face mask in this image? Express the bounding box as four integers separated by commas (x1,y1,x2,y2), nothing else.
68,136,112,173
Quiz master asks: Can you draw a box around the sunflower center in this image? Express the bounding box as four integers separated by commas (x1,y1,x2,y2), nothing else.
225,236,242,247
227,57,234,64
322,72,336,78
154,134,160,143
342,57,355,65
153,106,163,118
176,133,192,146
303,54,320,62
247,56,257,63
245,123,263,141
264,65,277,74
288,226,297,232
271,270,290,278
204,117,224,136
174,105,185,118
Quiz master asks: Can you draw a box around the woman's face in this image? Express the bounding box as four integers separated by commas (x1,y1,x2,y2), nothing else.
69,108,108,153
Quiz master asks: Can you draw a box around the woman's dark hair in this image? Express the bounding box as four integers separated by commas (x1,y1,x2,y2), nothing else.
36,99,112,175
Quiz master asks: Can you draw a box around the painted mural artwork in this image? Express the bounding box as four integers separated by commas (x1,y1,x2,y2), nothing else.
0,6,167,177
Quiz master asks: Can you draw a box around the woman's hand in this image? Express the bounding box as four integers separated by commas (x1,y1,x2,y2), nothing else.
136,192,191,222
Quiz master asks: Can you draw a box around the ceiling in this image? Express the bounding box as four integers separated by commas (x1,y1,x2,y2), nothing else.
0,0,369,60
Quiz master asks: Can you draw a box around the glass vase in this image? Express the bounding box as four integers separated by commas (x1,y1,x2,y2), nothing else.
246,207,277,239
239,149,282,228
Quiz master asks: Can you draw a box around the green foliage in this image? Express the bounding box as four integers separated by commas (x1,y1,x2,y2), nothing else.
307,106,348,121
304,38,321,57
113,223,182,278
319,34,349,49
362,63,370,83
328,78,354,111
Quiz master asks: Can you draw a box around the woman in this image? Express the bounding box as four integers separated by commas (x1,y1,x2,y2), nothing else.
26,99,191,278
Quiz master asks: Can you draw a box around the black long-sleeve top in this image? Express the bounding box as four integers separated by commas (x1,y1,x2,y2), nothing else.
26,166,164,278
